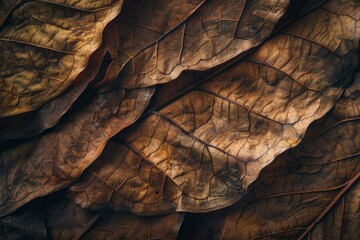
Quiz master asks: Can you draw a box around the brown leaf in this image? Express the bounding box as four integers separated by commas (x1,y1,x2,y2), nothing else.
0,0,123,117
67,141,183,214
0,86,154,217
67,0,359,215
0,40,108,140
178,72,360,240
104,0,290,88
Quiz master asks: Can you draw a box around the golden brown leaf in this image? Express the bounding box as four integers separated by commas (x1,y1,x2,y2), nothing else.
178,71,360,240
97,0,204,86
0,87,154,217
105,0,290,88
67,141,182,214
67,0,359,215
0,40,108,140
0,0,123,117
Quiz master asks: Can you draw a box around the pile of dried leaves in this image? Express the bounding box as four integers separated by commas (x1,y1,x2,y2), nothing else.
0,0,359,239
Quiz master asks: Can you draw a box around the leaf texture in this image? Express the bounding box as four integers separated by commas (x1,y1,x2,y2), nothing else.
178,70,360,240
0,0,360,238
67,0,359,215
0,86,154,217
107,0,290,88
0,40,108,141
98,0,204,86
0,0,123,117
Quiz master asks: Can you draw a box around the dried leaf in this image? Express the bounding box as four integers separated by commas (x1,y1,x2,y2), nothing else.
67,0,359,214
106,0,290,88
67,141,187,214
0,0,123,117
0,40,108,140
0,87,154,217
178,71,360,240
97,0,204,86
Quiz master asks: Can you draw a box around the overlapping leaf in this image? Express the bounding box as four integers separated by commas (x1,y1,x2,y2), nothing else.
0,193,184,240
82,212,184,240
1,0,289,140
0,85,154,217
178,71,360,240
0,0,359,238
67,0,359,215
45,195,184,240
0,0,123,117
104,0,290,88
0,41,108,140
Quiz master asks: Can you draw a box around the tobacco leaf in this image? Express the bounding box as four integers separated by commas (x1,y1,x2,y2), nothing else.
66,0,359,215
97,0,204,86
105,0,290,88
0,0,123,117
0,40,108,141
0,86,154,217
177,71,360,240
